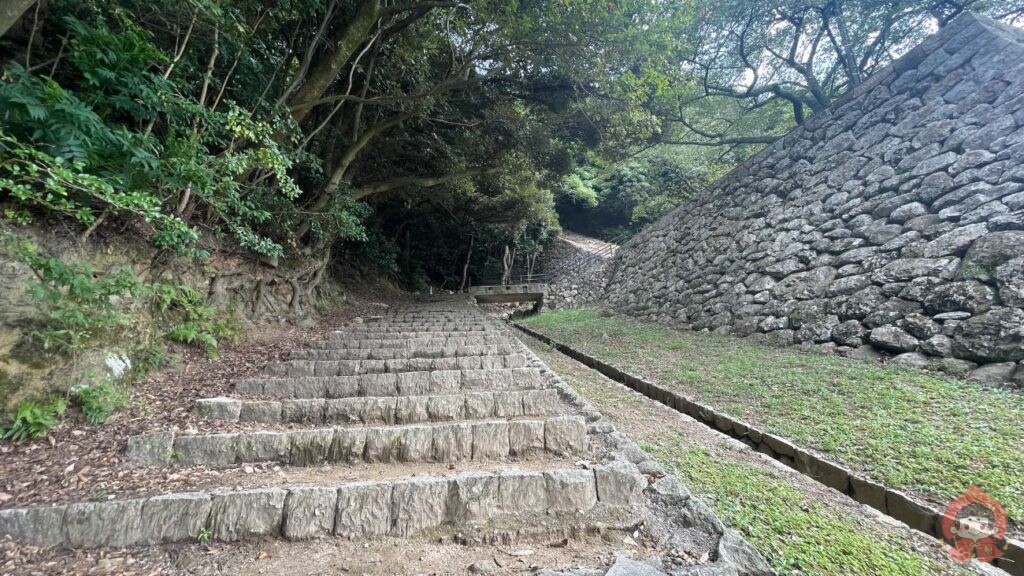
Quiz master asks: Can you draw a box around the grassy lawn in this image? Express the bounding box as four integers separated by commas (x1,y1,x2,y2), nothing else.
521,334,969,576
647,438,961,575
519,309,1024,522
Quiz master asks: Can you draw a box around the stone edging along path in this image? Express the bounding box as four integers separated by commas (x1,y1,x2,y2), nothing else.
512,322,1024,576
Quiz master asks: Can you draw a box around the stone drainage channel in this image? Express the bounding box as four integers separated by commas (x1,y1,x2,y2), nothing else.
512,321,1024,576
0,297,773,576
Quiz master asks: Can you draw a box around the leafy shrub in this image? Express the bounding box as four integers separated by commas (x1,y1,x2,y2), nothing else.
72,382,129,425
1,233,141,354
150,282,234,356
0,397,67,441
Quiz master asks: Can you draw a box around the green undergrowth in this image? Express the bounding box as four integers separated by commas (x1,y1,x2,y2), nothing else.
646,438,963,575
0,232,237,439
521,334,965,576
520,309,1024,521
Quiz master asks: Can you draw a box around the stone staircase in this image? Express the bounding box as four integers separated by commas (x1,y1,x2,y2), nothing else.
0,297,771,575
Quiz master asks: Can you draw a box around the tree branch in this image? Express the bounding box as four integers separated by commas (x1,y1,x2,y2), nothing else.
355,167,499,199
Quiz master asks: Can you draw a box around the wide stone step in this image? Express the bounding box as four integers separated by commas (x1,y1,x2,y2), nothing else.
235,368,546,398
331,329,503,338
264,353,529,378
288,343,515,361
310,335,509,350
195,388,561,424
127,417,588,468
337,322,498,332
324,329,502,340
0,465,643,546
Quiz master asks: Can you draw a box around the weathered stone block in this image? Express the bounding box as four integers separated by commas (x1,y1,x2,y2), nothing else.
335,483,392,536
499,471,547,514
208,489,286,541
0,505,67,546
429,370,461,393
289,429,335,466
464,391,495,418
283,487,337,540
452,473,502,523
329,427,367,463
885,489,938,535
398,425,434,462
127,432,174,466
239,400,282,423
389,478,452,537
325,398,364,424
431,422,472,462
869,325,920,352
361,373,399,396
236,431,290,463
194,397,241,421
426,394,464,421
173,433,238,467
64,499,144,547
364,427,401,463
794,449,851,493
472,421,511,460
594,460,645,506
544,416,587,456
282,399,325,423
493,391,524,417
140,492,211,544
544,469,597,513
508,420,545,458
849,476,887,512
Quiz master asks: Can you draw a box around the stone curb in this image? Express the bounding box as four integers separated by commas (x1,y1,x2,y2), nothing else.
289,343,515,361
196,388,561,425
0,467,639,548
127,416,588,467
264,353,529,378
512,322,1024,576
235,368,547,398
506,324,775,576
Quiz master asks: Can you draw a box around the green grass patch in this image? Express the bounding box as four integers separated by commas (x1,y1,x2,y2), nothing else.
520,309,1024,521
644,435,966,575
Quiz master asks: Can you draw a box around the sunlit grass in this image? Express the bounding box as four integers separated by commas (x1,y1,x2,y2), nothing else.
521,309,1024,521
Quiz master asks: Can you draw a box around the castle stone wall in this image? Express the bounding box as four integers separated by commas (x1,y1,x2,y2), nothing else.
602,14,1024,384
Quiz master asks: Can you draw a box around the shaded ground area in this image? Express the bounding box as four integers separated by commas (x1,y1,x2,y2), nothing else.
519,332,984,576
519,310,1024,530
0,289,406,510
2,527,630,575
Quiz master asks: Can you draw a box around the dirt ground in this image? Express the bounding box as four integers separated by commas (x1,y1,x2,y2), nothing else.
2,529,643,576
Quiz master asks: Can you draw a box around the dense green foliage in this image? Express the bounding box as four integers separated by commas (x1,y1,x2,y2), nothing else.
0,396,66,440
3,0,1022,272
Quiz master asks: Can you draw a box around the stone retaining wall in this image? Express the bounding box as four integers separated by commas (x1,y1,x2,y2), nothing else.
599,14,1024,384
542,236,615,309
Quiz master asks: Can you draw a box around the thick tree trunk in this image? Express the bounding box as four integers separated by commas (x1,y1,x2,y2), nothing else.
501,245,511,285
287,0,380,124
0,0,35,38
